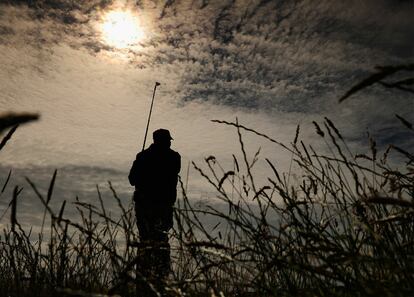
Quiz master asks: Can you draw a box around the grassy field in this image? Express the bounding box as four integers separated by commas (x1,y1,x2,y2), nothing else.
0,70,413,296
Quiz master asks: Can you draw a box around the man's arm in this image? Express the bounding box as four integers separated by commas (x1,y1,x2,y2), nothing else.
128,159,138,186
128,152,143,186
175,152,181,175
166,151,181,205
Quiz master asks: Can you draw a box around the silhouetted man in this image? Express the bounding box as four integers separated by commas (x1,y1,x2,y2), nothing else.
128,129,181,283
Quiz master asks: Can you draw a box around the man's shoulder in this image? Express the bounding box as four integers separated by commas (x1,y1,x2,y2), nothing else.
168,148,181,160
169,148,180,156
137,146,180,160
136,147,152,159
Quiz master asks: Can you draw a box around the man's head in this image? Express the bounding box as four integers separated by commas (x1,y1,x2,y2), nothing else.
153,129,173,148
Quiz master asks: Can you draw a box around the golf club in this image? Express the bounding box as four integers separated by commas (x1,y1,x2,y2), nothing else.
142,81,161,151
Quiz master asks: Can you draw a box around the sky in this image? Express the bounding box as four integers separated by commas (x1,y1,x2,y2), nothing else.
0,0,413,228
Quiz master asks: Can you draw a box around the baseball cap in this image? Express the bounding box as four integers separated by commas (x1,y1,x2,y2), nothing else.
153,129,173,142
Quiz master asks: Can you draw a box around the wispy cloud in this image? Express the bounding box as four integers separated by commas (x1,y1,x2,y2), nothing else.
2,0,413,233
1,0,413,154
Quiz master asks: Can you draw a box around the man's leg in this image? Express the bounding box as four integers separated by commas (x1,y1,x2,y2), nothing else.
135,200,173,295
135,199,158,296
152,229,171,279
154,206,173,279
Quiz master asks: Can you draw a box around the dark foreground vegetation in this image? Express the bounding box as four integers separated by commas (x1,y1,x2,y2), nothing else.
0,69,413,296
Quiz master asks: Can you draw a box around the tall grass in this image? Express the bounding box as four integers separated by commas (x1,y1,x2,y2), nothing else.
0,79,413,297
170,117,414,297
0,115,412,297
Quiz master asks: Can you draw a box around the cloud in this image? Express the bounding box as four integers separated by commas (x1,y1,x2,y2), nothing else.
1,0,413,154
1,0,413,234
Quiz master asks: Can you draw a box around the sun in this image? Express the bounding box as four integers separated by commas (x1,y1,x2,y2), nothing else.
101,10,144,49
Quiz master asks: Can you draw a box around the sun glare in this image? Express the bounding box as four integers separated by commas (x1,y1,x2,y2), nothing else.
101,10,144,49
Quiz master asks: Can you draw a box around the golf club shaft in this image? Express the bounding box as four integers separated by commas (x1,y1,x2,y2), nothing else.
142,83,159,151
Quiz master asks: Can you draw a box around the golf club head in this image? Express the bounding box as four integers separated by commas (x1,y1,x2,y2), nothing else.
155,82,161,87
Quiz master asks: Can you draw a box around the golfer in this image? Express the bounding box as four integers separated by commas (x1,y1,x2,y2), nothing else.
128,128,181,279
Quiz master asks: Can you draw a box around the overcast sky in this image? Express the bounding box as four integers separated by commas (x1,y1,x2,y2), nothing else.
0,0,413,222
